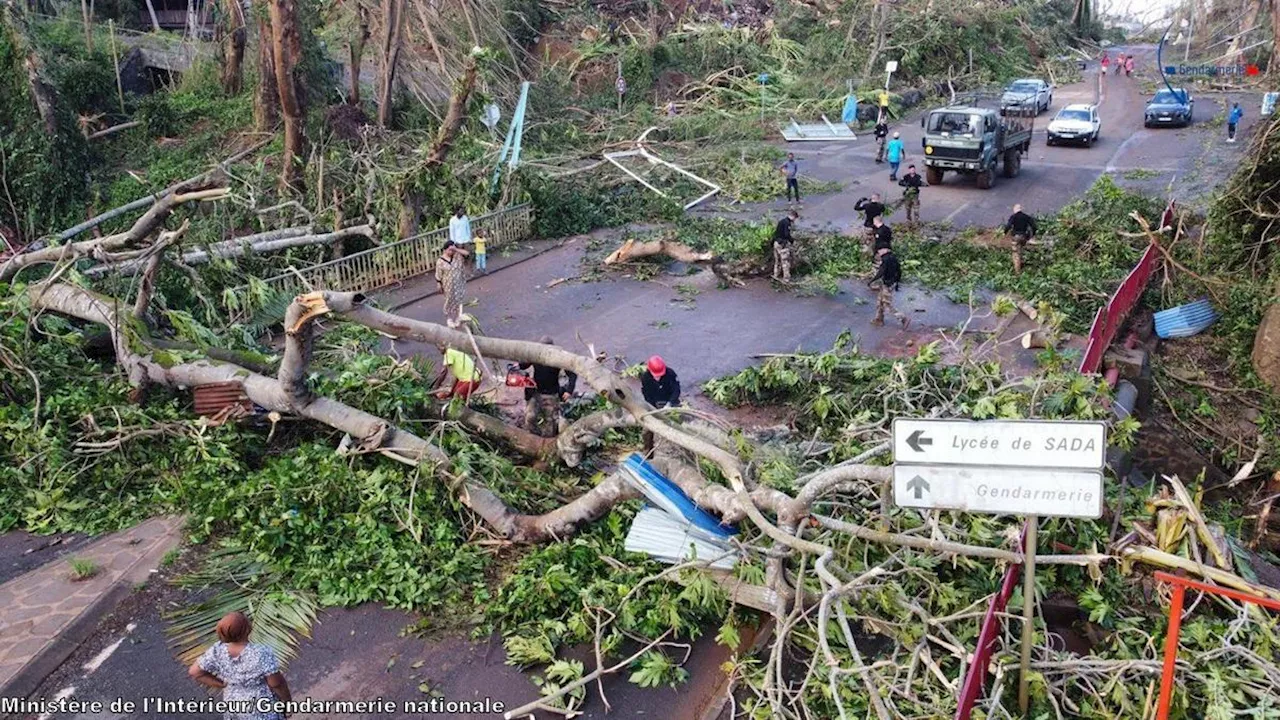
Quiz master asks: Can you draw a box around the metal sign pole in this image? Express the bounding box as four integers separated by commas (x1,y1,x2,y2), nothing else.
1018,515,1039,716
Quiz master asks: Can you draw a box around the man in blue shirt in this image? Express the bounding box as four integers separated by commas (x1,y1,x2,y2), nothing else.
886,132,906,181
779,153,800,202
1228,102,1244,143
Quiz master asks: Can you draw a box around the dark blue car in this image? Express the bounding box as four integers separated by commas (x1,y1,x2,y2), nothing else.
1144,88,1194,128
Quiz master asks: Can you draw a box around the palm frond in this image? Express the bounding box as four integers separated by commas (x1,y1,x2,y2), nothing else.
165,548,318,668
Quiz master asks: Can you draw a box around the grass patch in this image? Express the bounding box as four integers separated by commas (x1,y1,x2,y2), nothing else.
68,557,100,581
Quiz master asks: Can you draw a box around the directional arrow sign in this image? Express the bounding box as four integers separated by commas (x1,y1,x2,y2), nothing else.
892,418,1106,470
892,465,1103,518
905,474,930,499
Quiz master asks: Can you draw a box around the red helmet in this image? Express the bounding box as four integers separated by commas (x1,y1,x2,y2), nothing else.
647,355,666,378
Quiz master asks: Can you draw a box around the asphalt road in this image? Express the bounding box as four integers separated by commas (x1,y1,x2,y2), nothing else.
697,44,1260,233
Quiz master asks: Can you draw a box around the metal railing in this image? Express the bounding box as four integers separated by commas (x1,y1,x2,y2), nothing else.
236,204,532,300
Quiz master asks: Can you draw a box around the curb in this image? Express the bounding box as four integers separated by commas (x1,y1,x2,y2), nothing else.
0,517,183,700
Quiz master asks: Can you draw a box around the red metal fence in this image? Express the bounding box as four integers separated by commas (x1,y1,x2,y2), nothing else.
954,238,1162,720
1078,240,1160,374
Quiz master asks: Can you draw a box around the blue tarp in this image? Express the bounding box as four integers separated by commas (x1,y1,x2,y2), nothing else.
620,454,737,541
841,95,859,125
1154,298,1218,339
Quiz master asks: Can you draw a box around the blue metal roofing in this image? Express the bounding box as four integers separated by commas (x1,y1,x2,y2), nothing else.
1154,298,1218,339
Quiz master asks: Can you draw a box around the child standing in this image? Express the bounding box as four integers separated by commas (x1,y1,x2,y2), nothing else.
474,234,488,273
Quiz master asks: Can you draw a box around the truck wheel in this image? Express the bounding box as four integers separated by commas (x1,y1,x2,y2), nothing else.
926,166,944,185
975,166,994,189
1002,151,1021,178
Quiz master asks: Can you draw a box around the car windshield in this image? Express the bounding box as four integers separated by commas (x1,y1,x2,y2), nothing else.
1009,82,1039,92
1057,109,1090,121
1153,90,1186,104
927,112,981,134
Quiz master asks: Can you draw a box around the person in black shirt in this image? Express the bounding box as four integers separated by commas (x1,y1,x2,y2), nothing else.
641,356,680,407
874,116,890,163
1002,204,1039,274
854,194,885,246
519,336,578,437
773,210,798,282
868,247,908,327
897,165,925,225
640,355,680,453
872,216,893,252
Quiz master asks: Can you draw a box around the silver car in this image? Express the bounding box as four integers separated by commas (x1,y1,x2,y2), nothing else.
1001,78,1053,115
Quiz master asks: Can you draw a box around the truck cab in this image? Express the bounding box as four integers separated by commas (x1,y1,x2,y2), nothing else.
920,103,1034,189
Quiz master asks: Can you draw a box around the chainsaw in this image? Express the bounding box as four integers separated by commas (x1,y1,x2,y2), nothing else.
505,364,537,389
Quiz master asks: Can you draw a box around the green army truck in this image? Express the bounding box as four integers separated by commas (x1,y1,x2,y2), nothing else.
919,103,1035,189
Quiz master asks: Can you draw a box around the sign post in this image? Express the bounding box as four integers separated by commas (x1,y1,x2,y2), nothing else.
891,418,1106,716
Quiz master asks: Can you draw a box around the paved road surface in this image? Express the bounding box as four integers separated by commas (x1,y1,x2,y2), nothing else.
696,45,1259,233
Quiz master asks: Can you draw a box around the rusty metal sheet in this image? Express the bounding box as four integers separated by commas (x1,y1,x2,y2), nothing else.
192,381,252,418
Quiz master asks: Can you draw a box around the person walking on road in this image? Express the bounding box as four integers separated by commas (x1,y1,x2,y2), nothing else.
1100,52,1110,75
1125,55,1134,77
855,193,885,246
779,152,800,203
874,115,890,163
519,337,577,437
1228,102,1244,142
188,612,292,720
886,132,906,181
641,355,681,452
773,209,798,282
898,164,924,225
435,240,470,327
1002,204,1039,274
868,247,908,327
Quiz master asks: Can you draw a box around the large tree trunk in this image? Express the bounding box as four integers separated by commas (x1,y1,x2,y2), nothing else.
85,224,375,276
2,2,59,135
268,0,307,191
347,3,370,105
220,0,247,95
376,0,406,127
1272,0,1280,75
425,57,477,166
254,15,280,130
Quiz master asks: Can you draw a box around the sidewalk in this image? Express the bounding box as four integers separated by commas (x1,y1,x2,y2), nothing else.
375,237,568,311
0,516,184,699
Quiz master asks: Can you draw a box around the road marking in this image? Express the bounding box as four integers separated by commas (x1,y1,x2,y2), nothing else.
82,621,137,674
1104,131,1148,173
943,202,971,223
37,686,76,720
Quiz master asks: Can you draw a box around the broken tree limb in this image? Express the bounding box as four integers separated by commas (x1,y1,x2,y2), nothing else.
0,187,229,281
85,225,374,277
1121,545,1280,602
52,139,268,242
604,237,716,265
87,120,142,140
1164,475,1232,571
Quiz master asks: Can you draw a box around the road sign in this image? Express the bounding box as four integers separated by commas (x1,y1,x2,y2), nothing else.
892,465,1104,518
892,418,1106,470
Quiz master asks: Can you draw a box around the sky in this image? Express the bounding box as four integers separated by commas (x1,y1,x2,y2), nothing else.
1099,0,1179,23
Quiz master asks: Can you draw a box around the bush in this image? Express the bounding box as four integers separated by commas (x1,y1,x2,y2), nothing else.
523,171,681,238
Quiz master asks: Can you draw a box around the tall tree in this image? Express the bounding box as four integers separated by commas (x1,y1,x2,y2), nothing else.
253,15,280,130
267,0,307,190
2,1,58,135
376,0,406,127
347,1,370,105
1272,0,1280,74
220,0,247,95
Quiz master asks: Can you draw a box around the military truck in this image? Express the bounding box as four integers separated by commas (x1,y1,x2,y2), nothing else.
919,102,1035,189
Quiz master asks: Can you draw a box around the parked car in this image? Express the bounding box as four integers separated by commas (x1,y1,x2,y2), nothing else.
1001,78,1053,114
1046,104,1101,146
1144,88,1194,127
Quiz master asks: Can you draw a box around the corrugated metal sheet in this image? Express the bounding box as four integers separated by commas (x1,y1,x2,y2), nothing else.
624,507,738,570
1154,298,1218,339
620,454,737,541
192,381,252,418
781,116,857,142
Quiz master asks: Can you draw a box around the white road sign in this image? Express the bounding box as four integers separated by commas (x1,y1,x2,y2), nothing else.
892,418,1106,470
892,465,1104,518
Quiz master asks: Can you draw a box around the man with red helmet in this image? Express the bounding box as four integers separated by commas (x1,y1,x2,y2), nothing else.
641,355,681,452
641,355,681,408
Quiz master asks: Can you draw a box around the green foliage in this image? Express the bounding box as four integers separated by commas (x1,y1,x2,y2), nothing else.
68,557,100,580
503,0,555,48
523,170,682,238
